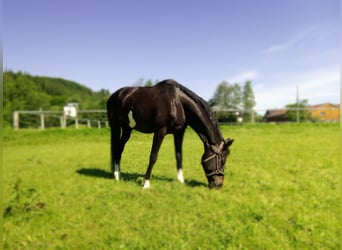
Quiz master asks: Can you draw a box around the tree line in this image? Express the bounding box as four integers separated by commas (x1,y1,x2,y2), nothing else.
3,72,258,128
3,71,110,127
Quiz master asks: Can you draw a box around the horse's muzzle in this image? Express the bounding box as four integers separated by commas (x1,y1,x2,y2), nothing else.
208,175,224,189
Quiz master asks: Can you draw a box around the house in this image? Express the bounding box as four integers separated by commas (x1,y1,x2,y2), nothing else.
263,109,288,122
264,103,340,122
309,103,340,121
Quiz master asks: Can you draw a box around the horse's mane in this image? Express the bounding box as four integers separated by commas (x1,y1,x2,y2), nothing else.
157,79,221,132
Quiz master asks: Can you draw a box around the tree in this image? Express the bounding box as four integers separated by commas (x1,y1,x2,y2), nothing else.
209,81,243,122
242,80,256,122
286,99,311,122
209,80,257,123
133,78,159,87
209,81,243,110
133,77,145,86
231,83,242,109
210,81,229,109
242,80,255,110
145,79,154,87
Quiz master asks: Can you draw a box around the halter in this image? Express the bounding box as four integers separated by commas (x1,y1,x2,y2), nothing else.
202,141,225,177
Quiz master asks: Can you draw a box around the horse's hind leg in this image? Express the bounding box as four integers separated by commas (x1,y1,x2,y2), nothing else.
111,125,132,180
118,126,132,169
143,129,166,189
173,129,185,183
110,124,121,180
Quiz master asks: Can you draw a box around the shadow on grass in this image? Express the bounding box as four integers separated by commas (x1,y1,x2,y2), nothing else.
76,168,113,179
185,179,207,188
76,167,207,187
76,168,143,181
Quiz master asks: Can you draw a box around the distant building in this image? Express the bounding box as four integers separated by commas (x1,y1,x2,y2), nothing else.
63,102,79,117
309,103,340,121
263,109,288,122
264,103,340,122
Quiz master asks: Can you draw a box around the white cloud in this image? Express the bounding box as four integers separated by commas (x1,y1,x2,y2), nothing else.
262,33,301,54
227,70,258,83
262,40,298,54
262,23,339,55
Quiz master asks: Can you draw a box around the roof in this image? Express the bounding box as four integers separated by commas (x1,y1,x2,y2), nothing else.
264,109,287,118
309,103,339,109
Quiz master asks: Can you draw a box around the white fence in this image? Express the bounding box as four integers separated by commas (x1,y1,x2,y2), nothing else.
12,105,340,130
13,110,108,130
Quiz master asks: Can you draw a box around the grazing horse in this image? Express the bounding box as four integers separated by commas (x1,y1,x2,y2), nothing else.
107,79,234,189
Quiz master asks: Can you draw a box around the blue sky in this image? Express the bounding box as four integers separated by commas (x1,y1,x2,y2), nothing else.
3,0,340,112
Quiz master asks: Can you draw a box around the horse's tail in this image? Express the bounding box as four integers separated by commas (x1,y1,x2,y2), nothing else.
107,92,120,172
109,125,119,172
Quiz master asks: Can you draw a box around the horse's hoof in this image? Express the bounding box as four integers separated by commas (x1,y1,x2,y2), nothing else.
143,180,150,189
177,169,185,183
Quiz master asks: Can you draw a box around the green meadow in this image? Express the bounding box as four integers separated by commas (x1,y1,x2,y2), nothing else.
2,123,340,249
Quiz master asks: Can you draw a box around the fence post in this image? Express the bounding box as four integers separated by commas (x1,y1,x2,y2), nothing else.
296,107,300,123
97,121,101,128
13,111,19,130
39,108,45,130
75,117,79,129
60,116,64,128
87,120,91,128
62,115,67,129
296,85,300,123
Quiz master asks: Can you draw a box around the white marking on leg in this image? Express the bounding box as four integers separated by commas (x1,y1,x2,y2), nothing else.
177,169,184,183
128,110,136,128
143,180,150,189
114,163,120,180
114,171,120,181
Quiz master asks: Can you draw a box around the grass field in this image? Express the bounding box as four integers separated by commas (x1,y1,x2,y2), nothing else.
2,123,340,249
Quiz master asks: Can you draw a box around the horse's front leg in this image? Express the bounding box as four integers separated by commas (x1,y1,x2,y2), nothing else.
143,129,166,189
174,129,185,183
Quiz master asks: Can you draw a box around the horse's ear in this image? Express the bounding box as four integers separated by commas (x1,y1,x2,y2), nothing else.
224,138,234,148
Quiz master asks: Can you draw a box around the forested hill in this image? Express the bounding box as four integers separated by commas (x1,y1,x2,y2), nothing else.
3,71,110,126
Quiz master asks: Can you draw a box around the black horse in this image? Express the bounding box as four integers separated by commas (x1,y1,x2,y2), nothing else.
107,79,234,189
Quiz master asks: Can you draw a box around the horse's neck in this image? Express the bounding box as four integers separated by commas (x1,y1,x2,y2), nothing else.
190,116,222,147
180,94,222,146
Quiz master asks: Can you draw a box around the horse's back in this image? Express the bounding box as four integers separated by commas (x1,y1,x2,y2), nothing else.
107,81,179,110
107,80,185,132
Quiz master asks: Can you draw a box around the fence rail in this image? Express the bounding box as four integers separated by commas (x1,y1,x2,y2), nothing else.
13,109,108,130
12,106,340,130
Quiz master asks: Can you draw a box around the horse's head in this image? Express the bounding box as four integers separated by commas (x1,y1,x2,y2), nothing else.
201,138,234,189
